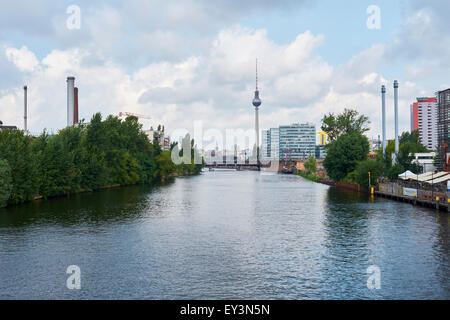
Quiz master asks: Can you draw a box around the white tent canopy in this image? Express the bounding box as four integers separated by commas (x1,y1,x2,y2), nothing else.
427,173,450,185
398,171,416,180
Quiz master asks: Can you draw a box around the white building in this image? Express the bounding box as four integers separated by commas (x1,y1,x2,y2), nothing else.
412,152,436,173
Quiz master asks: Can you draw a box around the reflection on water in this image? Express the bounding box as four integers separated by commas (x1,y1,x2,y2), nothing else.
0,171,448,299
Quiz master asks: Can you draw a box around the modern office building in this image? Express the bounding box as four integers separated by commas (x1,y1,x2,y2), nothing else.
270,128,279,159
315,131,327,159
261,129,271,159
278,123,316,160
261,128,279,159
410,97,438,150
261,125,315,160
437,88,450,171
315,145,326,159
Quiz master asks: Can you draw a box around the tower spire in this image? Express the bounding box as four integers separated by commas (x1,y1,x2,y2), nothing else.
256,58,258,90
252,58,261,108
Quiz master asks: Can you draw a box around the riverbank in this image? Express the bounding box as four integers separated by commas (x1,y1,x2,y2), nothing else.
3,172,201,209
294,171,322,183
0,115,204,208
295,170,450,212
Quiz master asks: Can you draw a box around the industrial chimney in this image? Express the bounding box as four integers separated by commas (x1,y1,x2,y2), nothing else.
74,87,79,125
23,85,27,133
381,85,386,155
394,80,399,154
67,76,75,126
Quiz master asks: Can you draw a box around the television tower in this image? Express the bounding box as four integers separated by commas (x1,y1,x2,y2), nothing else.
252,59,262,165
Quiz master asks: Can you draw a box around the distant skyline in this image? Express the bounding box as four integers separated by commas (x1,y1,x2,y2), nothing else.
1,0,449,143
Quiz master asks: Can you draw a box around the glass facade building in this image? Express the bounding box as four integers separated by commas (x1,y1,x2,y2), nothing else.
270,128,279,159
261,128,280,159
279,123,316,160
261,129,271,159
262,123,316,160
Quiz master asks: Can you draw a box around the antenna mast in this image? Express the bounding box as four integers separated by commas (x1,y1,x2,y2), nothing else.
256,58,258,90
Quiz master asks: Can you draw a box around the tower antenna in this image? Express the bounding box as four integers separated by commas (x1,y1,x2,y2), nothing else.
256,58,258,90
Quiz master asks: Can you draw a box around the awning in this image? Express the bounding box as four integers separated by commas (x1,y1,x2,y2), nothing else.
414,172,435,182
398,171,416,180
422,172,449,181
427,174,450,185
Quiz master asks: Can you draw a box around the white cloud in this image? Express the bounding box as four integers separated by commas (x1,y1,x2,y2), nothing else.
0,26,333,143
1,0,450,149
5,46,39,72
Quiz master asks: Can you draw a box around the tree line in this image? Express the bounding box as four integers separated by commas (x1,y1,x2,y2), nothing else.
0,113,203,208
319,108,429,189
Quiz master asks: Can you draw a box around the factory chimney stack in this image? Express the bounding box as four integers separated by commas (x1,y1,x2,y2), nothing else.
67,77,75,127
23,86,27,133
74,87,79,125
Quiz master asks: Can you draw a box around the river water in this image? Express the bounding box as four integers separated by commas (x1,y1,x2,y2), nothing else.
0,171,448,299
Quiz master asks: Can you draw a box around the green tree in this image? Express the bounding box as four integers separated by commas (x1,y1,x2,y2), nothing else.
377,130,429,175
321,108,370,142
0,130,38,204
0,159,12,208
154,151,176,180
0,112,202,207
304,155,317,174
323,132,370,181
387,164,405,180
354,159,383,189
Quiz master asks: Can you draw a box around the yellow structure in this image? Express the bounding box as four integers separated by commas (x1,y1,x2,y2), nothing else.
317,132,328,145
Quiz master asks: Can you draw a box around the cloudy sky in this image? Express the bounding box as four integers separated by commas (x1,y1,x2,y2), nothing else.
0,0,449,147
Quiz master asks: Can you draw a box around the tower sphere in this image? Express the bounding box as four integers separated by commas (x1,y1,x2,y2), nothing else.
253,90,261,107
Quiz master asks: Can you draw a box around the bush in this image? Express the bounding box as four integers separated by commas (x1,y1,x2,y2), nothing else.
387,164,405,180
304,155,317,174
354,159,383,189
296,170,322,183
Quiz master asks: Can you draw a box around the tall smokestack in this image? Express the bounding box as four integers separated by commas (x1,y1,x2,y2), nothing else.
394,80,399,154
74,87,79,125
23,85,27,133
67,76,75,126
381,85,386,155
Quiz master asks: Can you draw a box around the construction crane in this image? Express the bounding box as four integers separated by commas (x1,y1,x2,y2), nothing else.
118,112,151,120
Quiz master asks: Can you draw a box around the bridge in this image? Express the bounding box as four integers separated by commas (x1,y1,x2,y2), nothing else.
205,163,261,171
205,160,298,173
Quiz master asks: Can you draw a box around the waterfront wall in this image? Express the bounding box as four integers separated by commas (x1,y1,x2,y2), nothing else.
378,182,449,206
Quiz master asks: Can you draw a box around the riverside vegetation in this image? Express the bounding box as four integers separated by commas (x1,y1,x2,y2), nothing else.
0,113,203,208
296,108,429,189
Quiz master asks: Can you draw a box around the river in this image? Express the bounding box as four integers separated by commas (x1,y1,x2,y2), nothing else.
0,171,448,299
